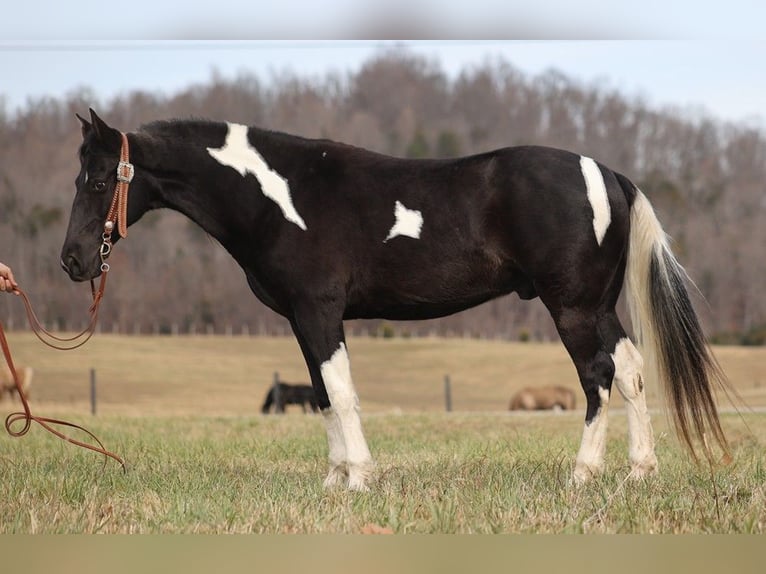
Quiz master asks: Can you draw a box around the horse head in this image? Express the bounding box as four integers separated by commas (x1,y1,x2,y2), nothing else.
60,109,155,281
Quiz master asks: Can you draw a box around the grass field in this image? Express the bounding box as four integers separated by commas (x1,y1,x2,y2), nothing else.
3,333,766,415
1,334,765,533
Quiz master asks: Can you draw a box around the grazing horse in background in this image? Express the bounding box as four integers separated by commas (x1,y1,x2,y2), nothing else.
261,382,319,414
510,385,576,411
0,366,33,402
60,109,731,490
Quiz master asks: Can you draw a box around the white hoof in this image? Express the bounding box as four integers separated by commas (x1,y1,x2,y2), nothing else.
323,464,348,489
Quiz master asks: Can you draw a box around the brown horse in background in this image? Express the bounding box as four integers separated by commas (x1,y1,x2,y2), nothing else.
509,385,576,411
0,366,33,402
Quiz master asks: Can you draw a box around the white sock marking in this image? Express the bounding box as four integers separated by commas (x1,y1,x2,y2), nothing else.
611,337,657,476
573,386,610,483
207,123,307,230
321,408,348,487
320,343,373,490
384,200,423,242
580,156,611,245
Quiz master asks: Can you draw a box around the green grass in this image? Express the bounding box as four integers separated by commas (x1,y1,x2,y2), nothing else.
1,411,764,533
1,334,765,533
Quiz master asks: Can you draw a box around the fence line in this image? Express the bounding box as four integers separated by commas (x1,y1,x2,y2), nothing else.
0,320,551,342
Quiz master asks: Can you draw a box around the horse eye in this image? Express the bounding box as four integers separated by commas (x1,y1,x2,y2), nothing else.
92,181,106,192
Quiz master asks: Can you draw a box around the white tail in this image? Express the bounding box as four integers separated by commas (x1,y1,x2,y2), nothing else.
625,190,729,460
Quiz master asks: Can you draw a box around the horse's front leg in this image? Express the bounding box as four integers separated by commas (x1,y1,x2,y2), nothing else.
291,308,374,491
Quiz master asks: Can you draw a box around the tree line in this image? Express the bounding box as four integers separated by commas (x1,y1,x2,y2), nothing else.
0,50,764,344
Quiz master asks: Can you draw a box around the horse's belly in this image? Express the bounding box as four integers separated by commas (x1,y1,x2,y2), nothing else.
345,263,533,321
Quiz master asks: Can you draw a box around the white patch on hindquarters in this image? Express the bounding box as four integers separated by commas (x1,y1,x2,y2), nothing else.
611,337,658,478
320,343,374,490
207,123,307,230
384,200,423,242
573,386,610,484
580,156,611,245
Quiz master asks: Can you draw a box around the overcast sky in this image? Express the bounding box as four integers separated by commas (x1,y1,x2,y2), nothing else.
1,2,764,126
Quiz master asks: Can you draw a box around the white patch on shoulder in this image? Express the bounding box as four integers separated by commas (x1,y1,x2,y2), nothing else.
384,200,423,243
207,123,307,230
580,156,611,245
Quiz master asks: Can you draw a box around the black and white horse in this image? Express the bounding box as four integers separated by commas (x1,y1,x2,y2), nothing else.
261,382,319,414
60,109,730,490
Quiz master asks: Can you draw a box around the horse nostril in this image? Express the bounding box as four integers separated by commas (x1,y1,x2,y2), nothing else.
61,254,80,277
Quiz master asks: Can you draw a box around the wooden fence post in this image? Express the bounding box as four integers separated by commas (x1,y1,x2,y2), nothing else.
444,374,452,412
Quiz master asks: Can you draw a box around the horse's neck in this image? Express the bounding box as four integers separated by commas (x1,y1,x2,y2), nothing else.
137,125,278,250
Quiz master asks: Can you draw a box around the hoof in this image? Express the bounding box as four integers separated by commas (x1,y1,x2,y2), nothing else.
572,462,603,485
323,464,348,489
628,455,658,480
347,460,375,492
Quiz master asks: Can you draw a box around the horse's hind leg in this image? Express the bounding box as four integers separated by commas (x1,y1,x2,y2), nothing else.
554,309,615,483
609,331,657,478
553,307,657,482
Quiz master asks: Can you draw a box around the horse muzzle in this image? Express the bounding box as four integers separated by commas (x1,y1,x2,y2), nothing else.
60,252,101,282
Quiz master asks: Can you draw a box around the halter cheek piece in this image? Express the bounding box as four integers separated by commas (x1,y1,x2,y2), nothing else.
100,132,133,272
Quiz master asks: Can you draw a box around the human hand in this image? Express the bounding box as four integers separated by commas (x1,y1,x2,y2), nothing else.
0,262,19,294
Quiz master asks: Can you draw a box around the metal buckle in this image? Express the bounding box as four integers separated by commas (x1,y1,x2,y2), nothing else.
117,161,134,183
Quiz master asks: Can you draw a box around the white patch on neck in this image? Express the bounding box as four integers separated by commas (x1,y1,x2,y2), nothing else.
580,156,611,245
384,200,423,242
207,123,307,230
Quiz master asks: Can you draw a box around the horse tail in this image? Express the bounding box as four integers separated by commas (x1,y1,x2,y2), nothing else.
624,184,730,461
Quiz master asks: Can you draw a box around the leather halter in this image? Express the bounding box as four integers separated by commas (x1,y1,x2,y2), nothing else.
0,132,134,469
99,132,133,272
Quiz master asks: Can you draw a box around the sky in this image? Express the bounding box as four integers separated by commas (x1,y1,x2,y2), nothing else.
1,2,765,126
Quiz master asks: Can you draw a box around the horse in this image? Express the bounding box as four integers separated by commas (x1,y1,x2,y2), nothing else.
0,365,33,402
261,382,319,414
509,385,576,411
60,109,730,490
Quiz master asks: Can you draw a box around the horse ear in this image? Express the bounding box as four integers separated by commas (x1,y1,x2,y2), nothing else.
76,113,92,138
89,108,122,152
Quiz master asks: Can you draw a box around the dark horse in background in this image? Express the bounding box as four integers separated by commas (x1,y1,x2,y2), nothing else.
261,382,319,414
60,109,730,491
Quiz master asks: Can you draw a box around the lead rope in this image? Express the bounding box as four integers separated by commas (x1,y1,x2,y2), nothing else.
1,131,132,469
